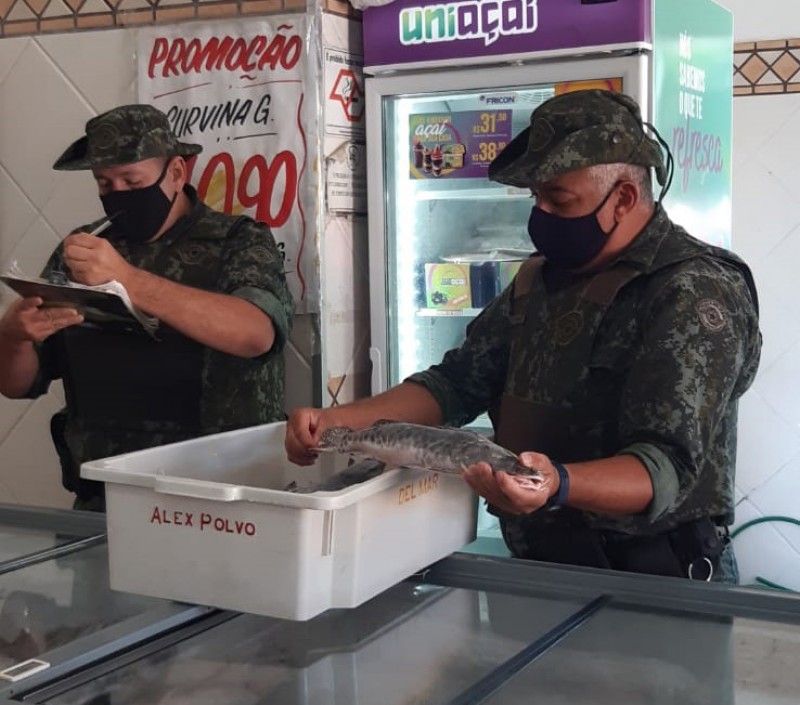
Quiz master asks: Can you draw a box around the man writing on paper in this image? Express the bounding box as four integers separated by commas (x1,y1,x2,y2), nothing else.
0,105,294,511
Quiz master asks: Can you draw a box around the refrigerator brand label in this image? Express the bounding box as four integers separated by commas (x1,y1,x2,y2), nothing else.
480,93,517,105
399,0,538,48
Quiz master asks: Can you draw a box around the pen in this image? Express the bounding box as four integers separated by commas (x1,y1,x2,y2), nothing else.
88,210,123,236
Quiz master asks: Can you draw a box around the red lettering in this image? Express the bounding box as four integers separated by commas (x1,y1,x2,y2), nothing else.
238,151,297,227
197,152,236,214
163,38,185,78
150,507,162,524
196,151,297,226
191,36,234,74
281,36,302,70
225,38,248,71
147,33,302,78
214,517,235,533
244,36,266,72
191,512,256,536
148,38,169,79
258,35,286,72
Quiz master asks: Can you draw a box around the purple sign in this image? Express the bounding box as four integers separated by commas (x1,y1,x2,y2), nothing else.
409,110,513,179
364,0,651,69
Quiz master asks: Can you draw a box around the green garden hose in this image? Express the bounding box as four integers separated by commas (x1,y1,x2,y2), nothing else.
731,515,800,592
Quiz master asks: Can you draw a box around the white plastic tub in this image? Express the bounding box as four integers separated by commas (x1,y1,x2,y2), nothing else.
81,422,477,620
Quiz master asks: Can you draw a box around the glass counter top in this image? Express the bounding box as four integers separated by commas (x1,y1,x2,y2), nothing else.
0,543,171,671
38,582,593,705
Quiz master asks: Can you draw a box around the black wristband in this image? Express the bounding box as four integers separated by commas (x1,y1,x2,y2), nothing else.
545,461,570,508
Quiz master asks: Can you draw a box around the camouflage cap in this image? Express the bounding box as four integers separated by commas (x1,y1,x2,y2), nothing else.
488,89,666,189
53,104,202,171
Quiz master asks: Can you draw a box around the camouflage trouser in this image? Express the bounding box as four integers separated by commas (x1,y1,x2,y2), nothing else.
502,517,740,583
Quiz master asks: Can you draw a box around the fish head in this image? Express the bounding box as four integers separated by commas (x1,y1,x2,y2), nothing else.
317,426,354,451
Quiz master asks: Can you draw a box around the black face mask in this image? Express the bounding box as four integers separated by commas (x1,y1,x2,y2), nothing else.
100,160,177,244
527,182,621,270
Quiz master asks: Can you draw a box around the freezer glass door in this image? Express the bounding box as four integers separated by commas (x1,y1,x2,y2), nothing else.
381,78,633,432
383,86,548,426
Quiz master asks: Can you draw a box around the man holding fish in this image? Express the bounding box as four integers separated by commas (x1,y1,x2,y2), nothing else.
287,90,761,583
0,105,293,511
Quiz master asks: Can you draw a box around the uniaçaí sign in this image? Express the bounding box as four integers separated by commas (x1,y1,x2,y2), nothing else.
363,0,651,69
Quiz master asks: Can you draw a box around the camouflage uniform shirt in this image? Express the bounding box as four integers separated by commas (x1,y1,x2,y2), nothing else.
408,208,761,535
28,185,294,502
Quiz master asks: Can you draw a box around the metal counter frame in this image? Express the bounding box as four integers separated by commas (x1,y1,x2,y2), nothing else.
421,551,800,625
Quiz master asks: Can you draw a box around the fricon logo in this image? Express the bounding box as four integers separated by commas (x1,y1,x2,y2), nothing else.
480,94,517,105
399,0,538,48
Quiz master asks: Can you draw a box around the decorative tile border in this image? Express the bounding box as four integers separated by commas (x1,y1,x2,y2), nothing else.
0,0,358,37
734,39,800,96
0,13,793,99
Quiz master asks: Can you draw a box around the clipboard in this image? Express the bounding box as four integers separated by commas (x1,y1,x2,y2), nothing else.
0,274,159,337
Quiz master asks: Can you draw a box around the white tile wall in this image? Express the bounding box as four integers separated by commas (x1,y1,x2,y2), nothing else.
0,29,142,509
0,41,94,211
722,0,799,41
735,390,800,498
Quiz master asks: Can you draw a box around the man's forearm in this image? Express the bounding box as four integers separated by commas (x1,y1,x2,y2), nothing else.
125,269,275,358
327,383,444,429
561,455,654,515
0,338,39,398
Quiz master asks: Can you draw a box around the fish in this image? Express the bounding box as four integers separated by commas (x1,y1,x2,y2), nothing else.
284,459,387,493
315,420,546,490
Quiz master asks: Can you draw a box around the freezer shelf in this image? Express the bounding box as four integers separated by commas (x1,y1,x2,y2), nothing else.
35,582,593,705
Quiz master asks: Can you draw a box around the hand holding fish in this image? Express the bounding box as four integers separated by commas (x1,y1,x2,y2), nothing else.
286,406,332,465
463,451,559,516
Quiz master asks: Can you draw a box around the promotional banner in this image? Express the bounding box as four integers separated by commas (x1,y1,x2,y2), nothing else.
363,0,650,69
654,0,733,248
137,18,310,303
